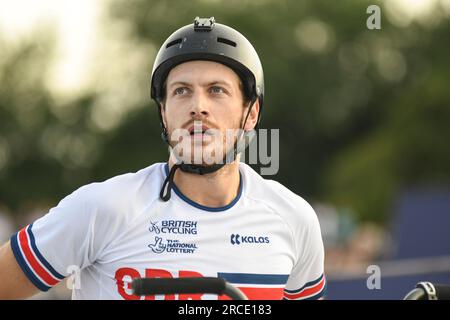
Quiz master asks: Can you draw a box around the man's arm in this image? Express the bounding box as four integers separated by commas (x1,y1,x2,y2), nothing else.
0,241,40,299
283,198,327,300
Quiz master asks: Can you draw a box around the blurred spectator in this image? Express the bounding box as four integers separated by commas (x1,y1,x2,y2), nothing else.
343,223,386,273
314,202,387,275
314,202,357,248
314,202,340,247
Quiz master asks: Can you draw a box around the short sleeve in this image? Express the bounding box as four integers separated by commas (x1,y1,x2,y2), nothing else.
10,187,98,292
283,206,327,300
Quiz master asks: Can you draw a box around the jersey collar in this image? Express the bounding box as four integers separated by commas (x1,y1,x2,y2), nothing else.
164,163,243,212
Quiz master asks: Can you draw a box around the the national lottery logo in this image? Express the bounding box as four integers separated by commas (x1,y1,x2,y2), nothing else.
149,220,198,235
148,236,165,253
148,237,198,254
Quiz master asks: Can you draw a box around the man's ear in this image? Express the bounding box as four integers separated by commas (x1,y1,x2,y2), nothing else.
160,103,168,130
244,99,260,131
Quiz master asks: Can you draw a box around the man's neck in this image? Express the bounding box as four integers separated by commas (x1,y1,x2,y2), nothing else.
167,159,241,208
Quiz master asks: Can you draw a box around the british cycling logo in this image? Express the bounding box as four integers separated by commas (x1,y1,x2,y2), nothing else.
148,236,198,254
230,234,270,245
148,221,199,254
149,220,198,235
149,221,161,234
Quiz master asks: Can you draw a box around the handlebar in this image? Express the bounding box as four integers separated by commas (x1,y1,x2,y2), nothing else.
404,282,450,300
133,278,450,300
132,277,248,300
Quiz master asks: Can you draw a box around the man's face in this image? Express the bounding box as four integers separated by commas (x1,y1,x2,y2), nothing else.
161,60,258,165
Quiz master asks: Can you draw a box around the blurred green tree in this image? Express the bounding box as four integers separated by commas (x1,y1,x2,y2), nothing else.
1,0,449,225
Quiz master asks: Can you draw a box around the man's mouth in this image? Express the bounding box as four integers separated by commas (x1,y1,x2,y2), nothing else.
188,125,212,136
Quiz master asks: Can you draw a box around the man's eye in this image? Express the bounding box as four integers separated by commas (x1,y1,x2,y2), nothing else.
210,86,225,94
174,87,189,95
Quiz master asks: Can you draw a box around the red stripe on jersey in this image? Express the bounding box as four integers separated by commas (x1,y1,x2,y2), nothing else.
283,276,325,300
18,227,59,287
219,287,284,300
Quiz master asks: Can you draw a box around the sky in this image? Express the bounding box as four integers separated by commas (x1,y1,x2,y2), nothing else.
0,0,101,96
0,0,154,131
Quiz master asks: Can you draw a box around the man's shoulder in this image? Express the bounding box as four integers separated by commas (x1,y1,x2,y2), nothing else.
239,163,317,226
80,162,163,196
60,163,165,217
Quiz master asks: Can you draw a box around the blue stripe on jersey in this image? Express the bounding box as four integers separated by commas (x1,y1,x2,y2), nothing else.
27,224,65,280
284,273,324,294
303,281,327,300
9,233,51,292
218,272,289,285
164,163,243,212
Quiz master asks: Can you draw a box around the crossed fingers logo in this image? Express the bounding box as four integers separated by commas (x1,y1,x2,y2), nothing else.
149,236,166,253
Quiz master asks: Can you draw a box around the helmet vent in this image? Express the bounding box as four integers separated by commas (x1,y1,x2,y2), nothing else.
217,37,236,47
166,38,182,49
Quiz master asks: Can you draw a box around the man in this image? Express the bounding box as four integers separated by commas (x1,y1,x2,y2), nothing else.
0,17,326,300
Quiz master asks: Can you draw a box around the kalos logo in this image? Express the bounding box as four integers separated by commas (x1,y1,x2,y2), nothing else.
230,234,270,245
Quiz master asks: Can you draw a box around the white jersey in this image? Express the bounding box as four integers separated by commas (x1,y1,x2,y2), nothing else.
11,162,326,300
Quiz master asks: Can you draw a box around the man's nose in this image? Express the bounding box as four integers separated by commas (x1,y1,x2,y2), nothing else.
189,90,209,118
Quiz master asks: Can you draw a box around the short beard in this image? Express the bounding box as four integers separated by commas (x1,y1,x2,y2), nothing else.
166,112,247,167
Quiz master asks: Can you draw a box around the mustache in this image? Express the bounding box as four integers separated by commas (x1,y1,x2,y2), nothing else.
180,119,219,131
